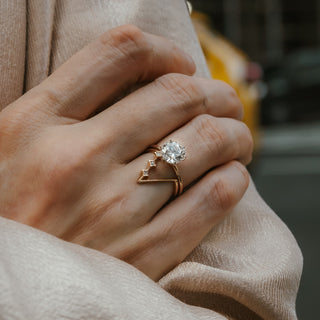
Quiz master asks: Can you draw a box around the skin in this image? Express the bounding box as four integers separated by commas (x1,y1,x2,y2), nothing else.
0,25,253,281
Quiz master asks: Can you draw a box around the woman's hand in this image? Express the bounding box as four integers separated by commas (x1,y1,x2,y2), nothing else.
0,25,252,280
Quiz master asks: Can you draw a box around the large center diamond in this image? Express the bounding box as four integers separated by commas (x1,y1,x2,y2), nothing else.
161,140,186,164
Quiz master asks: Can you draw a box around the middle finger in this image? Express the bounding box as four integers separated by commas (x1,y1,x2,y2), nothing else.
83,74,243,163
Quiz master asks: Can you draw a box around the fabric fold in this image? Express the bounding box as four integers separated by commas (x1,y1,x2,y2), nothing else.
160,180,302,320
24,0,57,90
0,216,225,320
0,0,26,110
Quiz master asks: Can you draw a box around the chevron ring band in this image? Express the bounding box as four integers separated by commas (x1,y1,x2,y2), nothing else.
137,140,186,198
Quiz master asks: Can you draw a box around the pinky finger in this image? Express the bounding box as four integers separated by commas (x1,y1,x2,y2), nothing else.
134,161,249,280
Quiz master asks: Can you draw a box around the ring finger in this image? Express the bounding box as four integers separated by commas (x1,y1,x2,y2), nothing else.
120,113,253,225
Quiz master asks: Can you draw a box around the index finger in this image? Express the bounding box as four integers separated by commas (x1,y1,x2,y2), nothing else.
28,24,196,120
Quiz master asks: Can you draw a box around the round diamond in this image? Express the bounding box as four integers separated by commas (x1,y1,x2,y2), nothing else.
161,140,186,164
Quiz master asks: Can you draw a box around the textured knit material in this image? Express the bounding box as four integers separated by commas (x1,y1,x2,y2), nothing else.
0,1,302,319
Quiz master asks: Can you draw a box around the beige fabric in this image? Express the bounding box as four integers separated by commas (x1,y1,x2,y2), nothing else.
0,1,302,319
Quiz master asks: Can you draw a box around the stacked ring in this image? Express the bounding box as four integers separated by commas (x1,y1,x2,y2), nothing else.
137,140,186,197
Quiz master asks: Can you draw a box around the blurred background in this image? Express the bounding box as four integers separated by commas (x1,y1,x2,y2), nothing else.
188,0,320,319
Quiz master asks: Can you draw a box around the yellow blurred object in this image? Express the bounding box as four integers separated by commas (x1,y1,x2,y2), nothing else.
191,12,260,148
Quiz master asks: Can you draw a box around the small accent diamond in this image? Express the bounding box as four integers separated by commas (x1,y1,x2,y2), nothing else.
149,160,156,167
142,169,149,177
155,151,162,158
161,140,186,164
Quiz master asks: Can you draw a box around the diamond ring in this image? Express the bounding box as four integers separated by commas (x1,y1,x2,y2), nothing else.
137,140,186,197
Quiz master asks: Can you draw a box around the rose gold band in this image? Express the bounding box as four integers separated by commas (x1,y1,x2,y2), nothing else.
137,145,184,197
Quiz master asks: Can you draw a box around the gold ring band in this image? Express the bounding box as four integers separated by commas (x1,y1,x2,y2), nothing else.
137,140,185,198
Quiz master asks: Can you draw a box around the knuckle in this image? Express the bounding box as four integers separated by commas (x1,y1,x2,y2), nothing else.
104,24,150,63
36,88,62,112
110,24,144,45
155,74,205,114
192,114,225,154
207,177,236,212
22,87,64,119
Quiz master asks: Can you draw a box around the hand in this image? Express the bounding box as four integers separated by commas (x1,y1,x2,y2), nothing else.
0,25,252,280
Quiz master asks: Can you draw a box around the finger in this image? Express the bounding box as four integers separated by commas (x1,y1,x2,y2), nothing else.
118,161,249,281
121,114,253,224
85,74,243,162
27,25,196,120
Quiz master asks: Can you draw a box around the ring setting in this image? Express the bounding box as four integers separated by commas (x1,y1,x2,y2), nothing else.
161,140,186,164
137,140,186,197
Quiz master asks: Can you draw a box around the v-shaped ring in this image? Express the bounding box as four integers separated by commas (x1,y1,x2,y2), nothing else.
137,151,183,197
